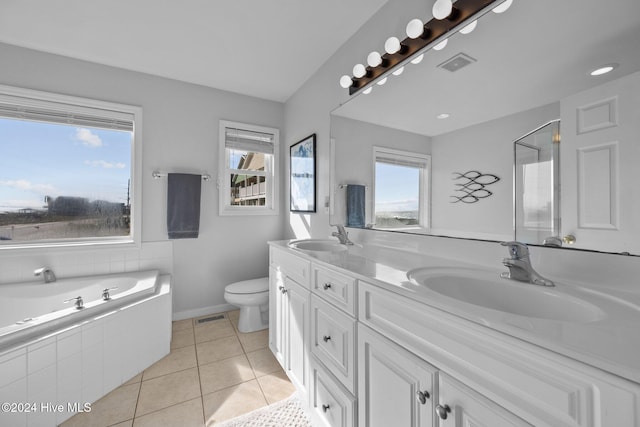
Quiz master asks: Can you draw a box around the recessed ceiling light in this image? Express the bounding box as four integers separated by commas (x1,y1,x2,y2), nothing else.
589,63,618,76
437,113,450,119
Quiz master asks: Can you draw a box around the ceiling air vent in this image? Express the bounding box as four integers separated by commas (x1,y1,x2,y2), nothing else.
438,53,477,72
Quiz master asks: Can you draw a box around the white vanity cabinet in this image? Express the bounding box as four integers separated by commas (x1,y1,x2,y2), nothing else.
269,243,640,427
269,246,311,400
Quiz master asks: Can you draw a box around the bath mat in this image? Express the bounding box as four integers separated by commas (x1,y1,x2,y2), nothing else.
213,393,311,427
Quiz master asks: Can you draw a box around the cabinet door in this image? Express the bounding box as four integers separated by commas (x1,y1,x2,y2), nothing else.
358,324,436,427
437,373,532,427
269,266,286,366
285,278,311,398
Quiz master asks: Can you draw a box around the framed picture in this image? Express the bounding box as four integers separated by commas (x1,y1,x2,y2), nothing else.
290,134,316,212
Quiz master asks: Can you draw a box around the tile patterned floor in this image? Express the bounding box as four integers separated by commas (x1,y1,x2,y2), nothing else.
60,310,295,427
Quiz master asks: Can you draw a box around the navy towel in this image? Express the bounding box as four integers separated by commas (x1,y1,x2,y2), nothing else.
346,184,365,228
167,173,202,239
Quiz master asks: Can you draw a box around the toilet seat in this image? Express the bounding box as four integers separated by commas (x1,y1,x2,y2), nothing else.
225,278,268,294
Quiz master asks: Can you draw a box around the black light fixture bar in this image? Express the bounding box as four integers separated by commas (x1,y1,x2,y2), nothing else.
349,0,502,95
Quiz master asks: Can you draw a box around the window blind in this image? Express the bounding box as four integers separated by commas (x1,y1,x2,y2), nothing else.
225,127,275,154
0,93,134,132
376,152,429,169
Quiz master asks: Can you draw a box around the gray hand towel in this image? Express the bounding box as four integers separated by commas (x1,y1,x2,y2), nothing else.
346,184,365,228
167,173,202,239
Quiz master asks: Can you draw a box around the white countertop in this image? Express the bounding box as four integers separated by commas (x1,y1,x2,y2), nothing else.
270,239,640,384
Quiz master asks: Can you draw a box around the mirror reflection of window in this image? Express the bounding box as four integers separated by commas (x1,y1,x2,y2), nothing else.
373,147,430,232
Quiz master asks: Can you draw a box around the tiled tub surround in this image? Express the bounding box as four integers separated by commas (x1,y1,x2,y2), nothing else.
0,272,172,426
0,241,174,285
60,310,296,427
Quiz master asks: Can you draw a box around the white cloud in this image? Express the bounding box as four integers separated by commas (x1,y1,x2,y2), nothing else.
76,128,103,147
84,160,126,169
0,179,55,193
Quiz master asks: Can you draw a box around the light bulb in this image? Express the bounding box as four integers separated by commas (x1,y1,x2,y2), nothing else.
590,63,618,76
392,66,405,76
363,87,373,95
433,38,448,51
459,20,477,34
492,0,513,14
384,37,401,54
353,63,366,78
411,54,424,65
377,77,388,86
406,18,424,39
367,51,382,67
432,0,453,20
339,75,353,89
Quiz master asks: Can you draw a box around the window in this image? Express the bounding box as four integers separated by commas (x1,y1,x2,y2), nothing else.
0,85,141,247
373,146,430,231
218,120,279,215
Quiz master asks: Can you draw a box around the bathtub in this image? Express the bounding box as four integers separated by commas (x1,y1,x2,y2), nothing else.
0,270,172,427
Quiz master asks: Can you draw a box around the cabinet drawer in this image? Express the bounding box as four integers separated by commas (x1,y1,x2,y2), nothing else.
270,246,310,287
312,264,357,316
310,356,356,427
359,281,640,427
311,295,356,393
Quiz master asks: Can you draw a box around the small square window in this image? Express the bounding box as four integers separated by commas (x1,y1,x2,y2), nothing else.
218,120,279,215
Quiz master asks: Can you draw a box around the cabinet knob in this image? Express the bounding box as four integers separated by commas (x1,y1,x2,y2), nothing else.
278,286,287,294
416,390,430,405
323,335,331,342
322,404,330,412
436,404,451,420
323,283,332,290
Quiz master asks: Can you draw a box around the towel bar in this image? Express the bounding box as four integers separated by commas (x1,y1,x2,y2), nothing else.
152,171,211,181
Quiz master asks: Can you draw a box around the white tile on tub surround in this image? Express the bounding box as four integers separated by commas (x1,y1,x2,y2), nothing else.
0,347,27,388
58,328,82,360
27,336,56,374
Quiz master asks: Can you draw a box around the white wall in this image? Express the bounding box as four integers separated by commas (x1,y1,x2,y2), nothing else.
0,42,285,318
430,102,559,241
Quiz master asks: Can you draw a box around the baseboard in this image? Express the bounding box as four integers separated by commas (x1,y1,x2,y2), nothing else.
172,303,238,321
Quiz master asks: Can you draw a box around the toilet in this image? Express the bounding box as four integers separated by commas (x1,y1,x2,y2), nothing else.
224,277,269,333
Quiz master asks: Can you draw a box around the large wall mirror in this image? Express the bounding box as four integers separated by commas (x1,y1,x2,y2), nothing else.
330,0,640,255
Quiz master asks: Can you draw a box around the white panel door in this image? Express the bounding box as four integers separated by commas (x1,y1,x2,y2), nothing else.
560,71,640,253
358,324,436,427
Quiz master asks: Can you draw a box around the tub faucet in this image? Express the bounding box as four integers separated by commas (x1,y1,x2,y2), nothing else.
34,267,56,283
500,241,554,287
332,225,353,245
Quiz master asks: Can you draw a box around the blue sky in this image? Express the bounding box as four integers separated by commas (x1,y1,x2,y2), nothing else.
375,163,419,213
0,118,131,211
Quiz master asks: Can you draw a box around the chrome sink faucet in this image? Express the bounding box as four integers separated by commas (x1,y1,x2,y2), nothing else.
34,267,56,283
500,241,554,287
332,225,354,245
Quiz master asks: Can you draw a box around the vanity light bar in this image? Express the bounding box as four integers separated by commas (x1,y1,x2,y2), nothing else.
345,0,505,95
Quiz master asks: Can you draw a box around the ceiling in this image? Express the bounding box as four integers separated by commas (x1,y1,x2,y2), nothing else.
0,0,388,102
333,0,640,136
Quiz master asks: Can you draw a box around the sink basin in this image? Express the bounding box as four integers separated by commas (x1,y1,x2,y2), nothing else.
407,267,605,323
289,239,348,253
